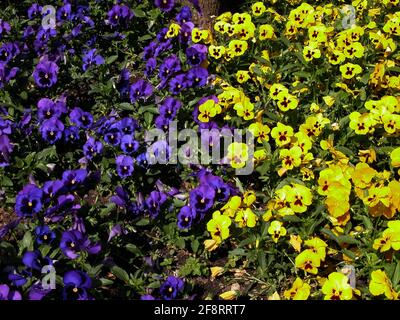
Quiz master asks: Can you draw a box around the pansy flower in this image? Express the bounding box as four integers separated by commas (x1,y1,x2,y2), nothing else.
159,55,181,81
22,250,52,271
176,6,192,24
82,49,104,72
15,184,43,217
116,155,134,178
168,73,190,95
0,62,19,88
322,272,353,300
63,270,92,300
207,211,231,244
33,59,59,88
62,169,87,190
83,137,103,160
160,276,184,300
186,67,208,87
27,3,42,19
69,107,93,129
106,4,134,28
37,98,67,122
0,42,20,64
0,284,21,300
60,230,101,260
155,0,175,13
145,191,167,218
57,3,72,22
129,79,153,103
120,135,139,154
0,20,11,37
189,185,215,214
34,225,56,245
64,126,80,144
40,117,64,144
186,44,208,66
177,206,196,229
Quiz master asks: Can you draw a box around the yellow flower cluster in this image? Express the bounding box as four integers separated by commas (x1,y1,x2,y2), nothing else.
349,96,400,135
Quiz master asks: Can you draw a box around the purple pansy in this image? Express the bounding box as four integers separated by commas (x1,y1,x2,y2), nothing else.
33,59,59,88
82,49,105,71
15,184,43,217
83,137,103,160
63,270,92,300
60,230,101,260
160,276,184,300
40,117,64,143
129,79,153,104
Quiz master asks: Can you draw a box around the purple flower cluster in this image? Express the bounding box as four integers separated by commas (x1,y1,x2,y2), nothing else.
0,113,14,167
106,4,134,28
178,171,233,230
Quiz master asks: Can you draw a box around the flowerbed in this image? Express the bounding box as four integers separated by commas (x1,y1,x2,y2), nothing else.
0,0,400,301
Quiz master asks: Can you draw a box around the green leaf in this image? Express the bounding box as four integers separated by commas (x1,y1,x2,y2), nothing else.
118,103,135,111
106,55,119,64
191,239,199,254
19,231,33,254
175,237,185,249
136,218,150,226
99,278,114,286
392,260,400,287
126,244,142,256
1,176,13,187
132,9,146,18
111,266,130,283
179,257,203,277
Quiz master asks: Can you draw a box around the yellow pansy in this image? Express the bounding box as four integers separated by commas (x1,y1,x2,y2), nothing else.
191,28,209,43
209,45,226,59
349,112,376,135
248,122,270,143
258,24,275,40
232,12,252,25
287,184,313,213
369,270,398,300
289,235,303,253
268,220,287,243
295,249,321,275
304,237,327,261
373,221,400,252
276,92,298,112
226,142,249,169
243,190,256,207
235,208,257,228
207,211,232,244
322,272,353,300
228,40,248,56
303,43,321,62
198,99,221,123
344,42,365,59
280,146,302,170
271,122,294,147
340,63,363,79
233,97,254,120
166,23,180,38
236,70,250,84
222,196,242,217
390,147,400,168
269,83,289,100
251,2,266,17
284,278,311,300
